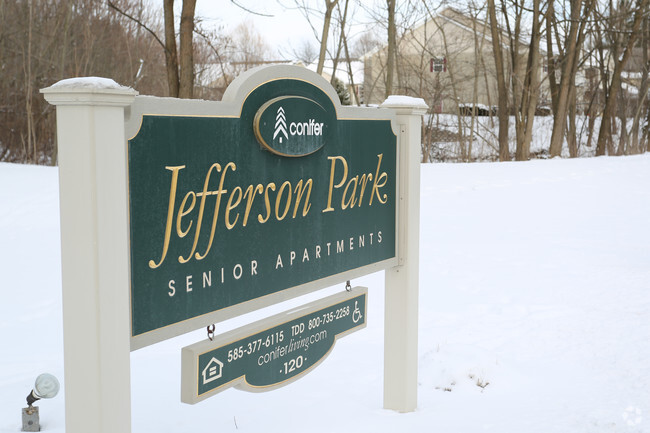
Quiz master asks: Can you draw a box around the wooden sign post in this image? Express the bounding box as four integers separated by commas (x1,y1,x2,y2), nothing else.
42,78,137,433
42,67,425,432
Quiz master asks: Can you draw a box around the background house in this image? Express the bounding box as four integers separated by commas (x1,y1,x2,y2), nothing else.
362,7,549,114
306,59,365,105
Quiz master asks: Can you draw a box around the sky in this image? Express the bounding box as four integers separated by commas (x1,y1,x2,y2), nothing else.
148,0,380,60
194,0,317,58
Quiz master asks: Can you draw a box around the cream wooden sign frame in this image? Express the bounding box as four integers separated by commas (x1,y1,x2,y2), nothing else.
41,66,426,433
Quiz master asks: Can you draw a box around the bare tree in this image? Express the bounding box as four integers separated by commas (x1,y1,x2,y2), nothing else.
351,31,383,59
629,16,649,153
111,0,197,98
178,0,197,98
162,0,180,96
487,0,510,161
293,39,319,64
24,0,36,162
329,0,350,84
385,0,397,97
502,0,542,161
360,0,426,103
595,0,649,155
317,0,339,74
229,21,270,73
547,0,595,157
336,0,361,105
1,0,169,164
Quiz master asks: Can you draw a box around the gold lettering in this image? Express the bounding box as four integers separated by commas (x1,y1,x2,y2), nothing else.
342,176,358,210
176,163,221,263
150,161,321,267
275,181,292,221
176,191,196,238
225,186,243,229
322,156,348,213
148,165,185,269
243,184,264,226
292,179,313,218
194,162,236,261
258,183,276,223
358,173,372,206
369,154,388,205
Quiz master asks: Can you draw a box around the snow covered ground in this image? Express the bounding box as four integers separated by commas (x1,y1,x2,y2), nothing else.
1,155,649,432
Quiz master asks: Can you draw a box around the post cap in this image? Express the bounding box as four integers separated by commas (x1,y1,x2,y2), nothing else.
380,95,429,115
41,77,138,107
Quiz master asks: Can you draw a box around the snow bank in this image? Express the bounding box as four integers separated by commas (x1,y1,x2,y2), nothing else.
1,155,649,432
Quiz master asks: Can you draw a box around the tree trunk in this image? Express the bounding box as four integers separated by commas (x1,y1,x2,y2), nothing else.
317,0,338,75
340,3,359,105
178,0,196,99
545,1,559,116
385,0,396,98
422,115,434,163
566,85,578,157
594,18,610,150
330,0,349,85
516,0,541,161
617,98,627,155
488,0,510,161
479,13,495,128
163,0,179,97
25,0,34,162
595,0,647,155
548,0,592,157
644,104,650,153
629,16,649,154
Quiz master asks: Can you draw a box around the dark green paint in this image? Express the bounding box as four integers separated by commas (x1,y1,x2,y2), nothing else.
128,79,395,337
197,293,366,395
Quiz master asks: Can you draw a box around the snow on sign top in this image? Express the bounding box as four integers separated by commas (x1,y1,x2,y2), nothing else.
381,95,428,109
48,76,134,92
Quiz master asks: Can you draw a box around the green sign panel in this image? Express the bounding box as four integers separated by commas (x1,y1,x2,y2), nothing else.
181,288,367,403
127,72,396,344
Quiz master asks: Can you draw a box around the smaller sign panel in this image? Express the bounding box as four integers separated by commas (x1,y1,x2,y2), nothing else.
181,288,367,404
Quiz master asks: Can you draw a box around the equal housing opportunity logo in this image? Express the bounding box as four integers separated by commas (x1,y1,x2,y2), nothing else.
254,95,331,157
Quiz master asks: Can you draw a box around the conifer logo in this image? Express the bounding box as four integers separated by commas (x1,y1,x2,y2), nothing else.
273,106,288,143
253,96,329,157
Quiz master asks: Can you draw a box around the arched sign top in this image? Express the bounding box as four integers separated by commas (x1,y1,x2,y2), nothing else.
223,65,343,115
123,65,398,350
253,95,332,157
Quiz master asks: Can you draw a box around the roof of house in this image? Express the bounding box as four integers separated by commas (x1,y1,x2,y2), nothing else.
306,59,364,86
361,6,545,58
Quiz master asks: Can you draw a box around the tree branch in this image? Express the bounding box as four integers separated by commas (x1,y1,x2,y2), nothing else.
230,0,274,17
107,0,167,53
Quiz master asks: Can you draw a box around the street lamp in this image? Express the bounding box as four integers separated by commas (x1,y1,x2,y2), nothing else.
23,373,60,432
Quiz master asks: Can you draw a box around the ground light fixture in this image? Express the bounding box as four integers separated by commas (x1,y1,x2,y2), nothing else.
22,373,60,432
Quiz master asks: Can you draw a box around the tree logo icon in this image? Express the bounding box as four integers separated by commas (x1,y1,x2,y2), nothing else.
273,106,289,143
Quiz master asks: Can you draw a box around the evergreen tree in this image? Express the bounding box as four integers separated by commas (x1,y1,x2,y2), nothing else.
333,77,351,105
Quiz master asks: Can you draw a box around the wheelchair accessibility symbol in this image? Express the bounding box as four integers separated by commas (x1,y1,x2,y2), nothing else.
352,301,363,324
